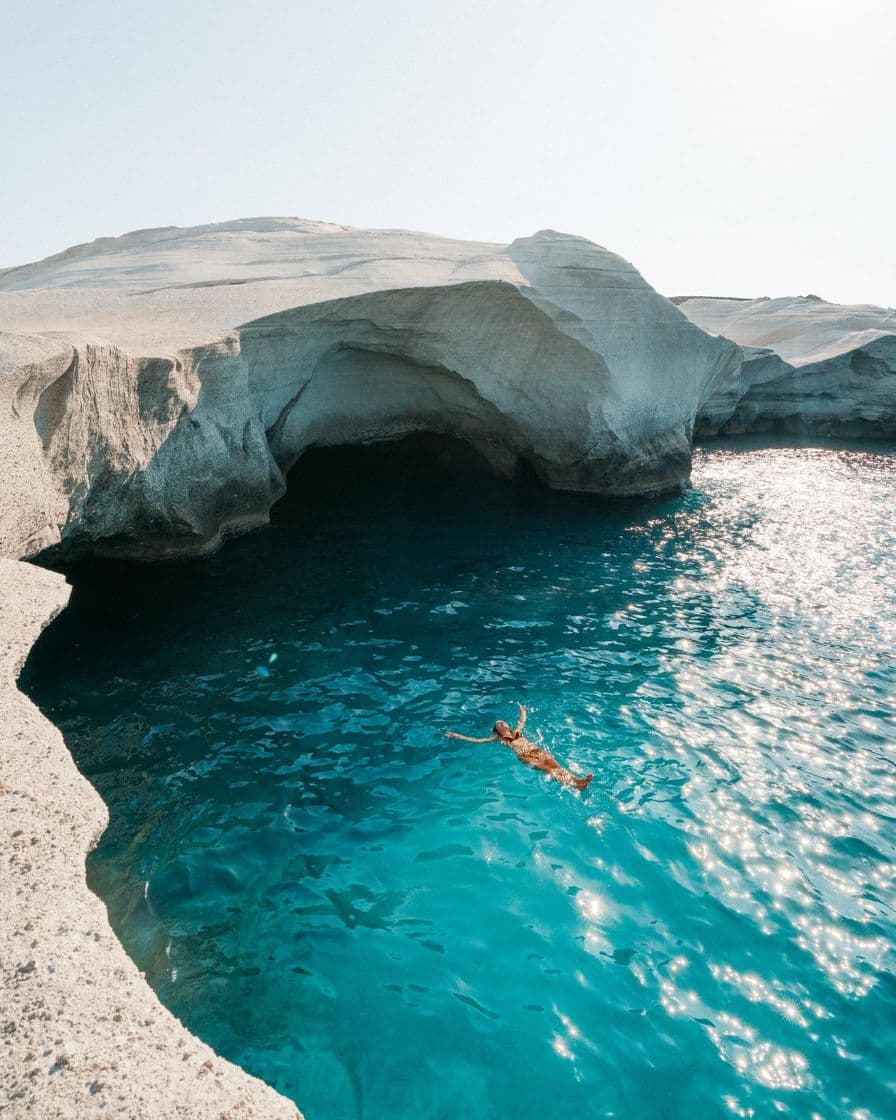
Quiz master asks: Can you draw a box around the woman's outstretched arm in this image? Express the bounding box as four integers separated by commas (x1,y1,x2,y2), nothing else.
445,732,498,743
514,704,527,735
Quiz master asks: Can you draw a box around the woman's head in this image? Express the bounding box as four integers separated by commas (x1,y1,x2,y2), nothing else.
493,720,514,740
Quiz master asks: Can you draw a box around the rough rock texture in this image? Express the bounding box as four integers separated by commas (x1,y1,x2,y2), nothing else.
0,219,742,559
677,295,896,437
0,558,301,1119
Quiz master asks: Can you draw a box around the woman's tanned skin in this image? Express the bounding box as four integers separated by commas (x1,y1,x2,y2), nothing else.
446,705,593,791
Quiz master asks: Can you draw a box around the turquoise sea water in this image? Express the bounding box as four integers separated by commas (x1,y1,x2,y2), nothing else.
23,441,896,1120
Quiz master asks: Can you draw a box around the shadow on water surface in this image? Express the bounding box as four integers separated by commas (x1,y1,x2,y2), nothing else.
21,436,896,1120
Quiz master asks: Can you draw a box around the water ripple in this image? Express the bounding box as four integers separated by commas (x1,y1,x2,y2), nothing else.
23,443,896,1120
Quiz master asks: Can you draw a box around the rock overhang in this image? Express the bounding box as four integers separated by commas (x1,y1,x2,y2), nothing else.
0,223,745,561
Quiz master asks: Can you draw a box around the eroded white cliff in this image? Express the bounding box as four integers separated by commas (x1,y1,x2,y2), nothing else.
678,295,896,437
0,220,742,558
0,216,751,1118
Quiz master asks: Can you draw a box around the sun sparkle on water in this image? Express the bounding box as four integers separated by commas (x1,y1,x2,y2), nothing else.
22,443,896,1120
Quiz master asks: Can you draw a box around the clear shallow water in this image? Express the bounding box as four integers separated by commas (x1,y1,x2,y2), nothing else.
23,441,896,1120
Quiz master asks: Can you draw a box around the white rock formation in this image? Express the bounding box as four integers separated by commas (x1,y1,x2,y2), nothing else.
0,219,742,558
677,295,896,437
0,218,748,1115
0,217,748,1118
3,218,893,1118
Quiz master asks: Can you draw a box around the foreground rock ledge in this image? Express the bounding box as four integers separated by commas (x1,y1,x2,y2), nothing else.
0,558,301,1118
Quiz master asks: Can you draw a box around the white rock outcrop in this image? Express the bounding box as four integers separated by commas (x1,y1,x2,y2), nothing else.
2,218,893,1119
0,219,742,559
677,295,896,437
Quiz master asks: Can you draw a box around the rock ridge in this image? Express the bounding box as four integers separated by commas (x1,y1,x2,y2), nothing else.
0,216,745,1118
681,295,896,437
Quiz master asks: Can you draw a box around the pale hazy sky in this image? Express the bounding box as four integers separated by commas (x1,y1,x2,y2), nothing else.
2,0,893,305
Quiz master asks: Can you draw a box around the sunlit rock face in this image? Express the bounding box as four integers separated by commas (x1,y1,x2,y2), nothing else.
0,219,741,559
678,296,896,438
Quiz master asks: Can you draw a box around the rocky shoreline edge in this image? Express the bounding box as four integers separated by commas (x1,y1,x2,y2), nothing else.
0,557,300,1118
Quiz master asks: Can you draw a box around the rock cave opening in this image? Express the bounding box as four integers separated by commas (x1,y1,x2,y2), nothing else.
274,431,547,516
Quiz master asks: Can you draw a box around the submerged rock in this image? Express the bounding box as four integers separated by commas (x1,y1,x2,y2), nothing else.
677,295,896,437
0,219,741,559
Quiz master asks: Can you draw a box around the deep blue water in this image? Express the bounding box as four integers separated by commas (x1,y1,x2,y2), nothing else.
23,440,896,1120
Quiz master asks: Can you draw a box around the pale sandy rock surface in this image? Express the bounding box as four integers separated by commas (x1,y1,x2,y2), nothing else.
678,295,896,436
0,218,520,354
0,558,301,1118
0,333,73,558
674,295,896,365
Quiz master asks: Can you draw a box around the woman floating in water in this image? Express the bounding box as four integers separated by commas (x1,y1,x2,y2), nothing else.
446,705,593,791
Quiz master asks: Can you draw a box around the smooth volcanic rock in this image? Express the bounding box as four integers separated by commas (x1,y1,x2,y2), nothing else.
0,220,742,559
677,295,896,437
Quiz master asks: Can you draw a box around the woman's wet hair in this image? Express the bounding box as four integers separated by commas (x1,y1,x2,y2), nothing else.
493,720,513,738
